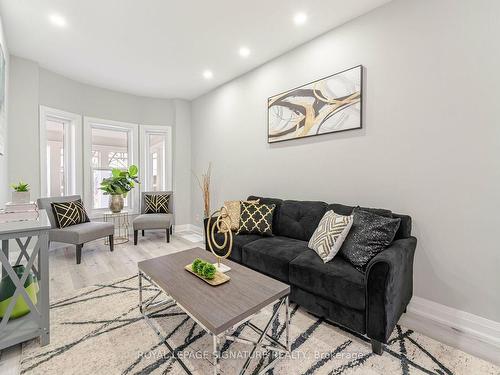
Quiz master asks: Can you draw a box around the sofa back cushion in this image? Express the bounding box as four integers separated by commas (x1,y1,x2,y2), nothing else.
392,213,412,240
327,203,412,240
247,196,283,234
277,200,327,241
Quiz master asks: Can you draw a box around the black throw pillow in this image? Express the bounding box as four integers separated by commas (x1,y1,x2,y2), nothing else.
237,202,275,236
144,194,170,214
51,199,90,228
340,208,401,270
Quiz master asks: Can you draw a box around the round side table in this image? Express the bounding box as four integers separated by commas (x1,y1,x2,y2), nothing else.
103,211,129,244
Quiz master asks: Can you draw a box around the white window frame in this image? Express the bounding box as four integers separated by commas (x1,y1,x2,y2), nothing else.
83,116,139,216
39,106,82,197
139,125,173,192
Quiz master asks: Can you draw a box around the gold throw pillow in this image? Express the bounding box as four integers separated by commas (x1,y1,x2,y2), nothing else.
223,199,259,231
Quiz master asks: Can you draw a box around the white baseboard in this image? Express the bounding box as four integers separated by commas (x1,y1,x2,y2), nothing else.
174,224,203,235
400,296,500,365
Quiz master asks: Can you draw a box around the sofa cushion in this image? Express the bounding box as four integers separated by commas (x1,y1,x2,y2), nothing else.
211,233,261,263
289,249,366,310
242,236,308,283
247,196,283,235
51,199,90,228
49,222,114,244
327,203,392,218
144,193,170,214
133,214,173,230
223,199,260,231
393,213,412,240
237,202,275,236
278,200,327,241
308,210,353,263
340,208,401,269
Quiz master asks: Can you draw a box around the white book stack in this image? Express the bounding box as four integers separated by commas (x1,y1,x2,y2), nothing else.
0,201,39,223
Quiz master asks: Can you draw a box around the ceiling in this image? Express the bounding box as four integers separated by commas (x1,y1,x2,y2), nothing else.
0,0,391,100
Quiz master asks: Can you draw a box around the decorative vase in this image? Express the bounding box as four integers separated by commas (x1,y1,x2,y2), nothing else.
109,195,124,213
12,191,30,203
0,265,39,319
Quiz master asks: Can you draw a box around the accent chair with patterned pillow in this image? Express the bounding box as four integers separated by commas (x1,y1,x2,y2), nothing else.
133,191,174,245
37,195,114,265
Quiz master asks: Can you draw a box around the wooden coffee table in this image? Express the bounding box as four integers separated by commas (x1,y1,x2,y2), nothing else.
138,247,291,375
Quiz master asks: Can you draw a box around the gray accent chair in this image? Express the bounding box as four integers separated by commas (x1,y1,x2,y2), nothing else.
133,191,174,245
37,195,115,264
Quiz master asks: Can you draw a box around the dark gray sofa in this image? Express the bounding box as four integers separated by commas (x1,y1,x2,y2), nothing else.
204,196,417,354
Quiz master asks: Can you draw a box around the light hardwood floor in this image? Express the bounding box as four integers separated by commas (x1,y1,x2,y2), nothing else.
0,230,204,374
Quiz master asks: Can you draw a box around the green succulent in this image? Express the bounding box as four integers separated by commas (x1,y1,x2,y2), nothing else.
201,263,216,280
192,258,203,274
11,181,30,192
191,258,216,280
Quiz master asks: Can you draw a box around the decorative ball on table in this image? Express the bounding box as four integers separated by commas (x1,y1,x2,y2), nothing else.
206,206,233,273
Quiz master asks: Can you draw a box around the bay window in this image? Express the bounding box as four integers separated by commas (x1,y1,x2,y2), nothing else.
39,106,82,197
139,125,172,192
83,117,138,214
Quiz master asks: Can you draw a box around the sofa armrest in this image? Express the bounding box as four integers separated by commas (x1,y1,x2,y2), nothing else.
365,236,417,343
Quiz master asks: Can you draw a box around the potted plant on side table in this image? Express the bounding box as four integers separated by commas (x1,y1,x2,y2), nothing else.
10,181,30,203
99,165,139,213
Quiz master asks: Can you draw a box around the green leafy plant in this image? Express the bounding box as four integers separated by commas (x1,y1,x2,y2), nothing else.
192,258,204,274
191,258,216,280
201,263,216,279
11,181,30,192
99,165,139,197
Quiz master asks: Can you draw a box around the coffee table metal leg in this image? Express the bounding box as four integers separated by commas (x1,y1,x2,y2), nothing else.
138,271,143,313
213,334,220,375
285,295,290,351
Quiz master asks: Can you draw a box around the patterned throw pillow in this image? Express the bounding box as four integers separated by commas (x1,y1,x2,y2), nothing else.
51,199,90,229
340,208,401,269
223,199,259,231
237,202,275,236
144,194,170,214
308,210,354,263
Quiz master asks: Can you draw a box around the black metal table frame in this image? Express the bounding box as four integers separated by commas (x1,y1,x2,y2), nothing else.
138,270,291,375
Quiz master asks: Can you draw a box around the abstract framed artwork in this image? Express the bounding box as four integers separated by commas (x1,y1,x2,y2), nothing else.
267,65,363,143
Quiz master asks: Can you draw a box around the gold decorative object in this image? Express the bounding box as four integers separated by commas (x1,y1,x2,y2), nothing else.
184,264,230,286
206,206,232,273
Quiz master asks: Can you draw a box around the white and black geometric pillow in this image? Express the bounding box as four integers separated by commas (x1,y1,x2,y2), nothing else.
308,210,353,263
237,202,275,236
51,199,90,229
144,194,170,214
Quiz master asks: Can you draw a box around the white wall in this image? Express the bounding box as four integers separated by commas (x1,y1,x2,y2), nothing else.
8,57,191,224
191,0,500,322
0,15,9,206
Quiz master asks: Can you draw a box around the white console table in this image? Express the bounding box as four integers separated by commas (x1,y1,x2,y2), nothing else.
0,210,50,350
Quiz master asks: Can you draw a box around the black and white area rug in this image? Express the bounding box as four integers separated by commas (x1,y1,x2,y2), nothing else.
21,275,499,375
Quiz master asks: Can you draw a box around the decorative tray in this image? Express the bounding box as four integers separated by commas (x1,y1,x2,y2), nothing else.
184,264,230,286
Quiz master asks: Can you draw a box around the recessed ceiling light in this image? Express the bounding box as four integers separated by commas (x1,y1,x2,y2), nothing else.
49,13,67,28
239,46,251,58
293,12,307,25
203,70,213,79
